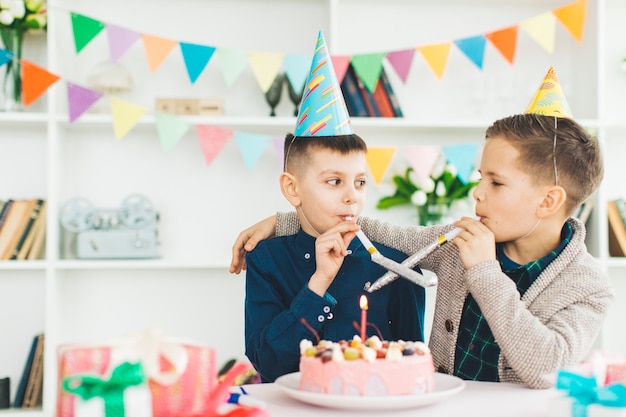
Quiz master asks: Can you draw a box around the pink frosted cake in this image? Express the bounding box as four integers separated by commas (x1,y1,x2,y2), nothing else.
299,336,434,396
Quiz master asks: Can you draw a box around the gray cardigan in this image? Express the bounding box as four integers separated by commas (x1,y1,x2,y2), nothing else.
276,214,614,389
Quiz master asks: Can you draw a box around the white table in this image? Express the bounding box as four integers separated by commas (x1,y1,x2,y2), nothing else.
243,379,563,417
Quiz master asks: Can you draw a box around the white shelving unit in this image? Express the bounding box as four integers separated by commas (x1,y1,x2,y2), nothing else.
1,0,624,415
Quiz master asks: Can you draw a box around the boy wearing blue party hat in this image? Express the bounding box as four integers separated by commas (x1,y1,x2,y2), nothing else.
235,66,614,388
243,31,426,383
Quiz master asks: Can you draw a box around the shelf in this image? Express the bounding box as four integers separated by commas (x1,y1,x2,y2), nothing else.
0,112,49,125
0,261,47,271
54,259,229,270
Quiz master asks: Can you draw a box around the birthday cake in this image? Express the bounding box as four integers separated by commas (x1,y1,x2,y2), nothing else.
299,336,435,396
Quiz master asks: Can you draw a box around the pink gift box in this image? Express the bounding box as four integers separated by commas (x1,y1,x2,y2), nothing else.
57,334,217,417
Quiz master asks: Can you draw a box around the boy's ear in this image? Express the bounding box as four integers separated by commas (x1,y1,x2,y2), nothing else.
280,172,301,207
537,185,567,218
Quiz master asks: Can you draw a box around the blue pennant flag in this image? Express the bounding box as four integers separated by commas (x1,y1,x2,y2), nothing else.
454,35,487,69
180,42,216,83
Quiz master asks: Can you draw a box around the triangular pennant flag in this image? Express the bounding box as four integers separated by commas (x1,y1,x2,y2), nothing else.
405,146,441,185
272,136,285,167
66,82,104,123
283,53,312,93
110,97,148,139
216,47,249,88
141,34,178,72
351,52,386,93
485,26,518,64
366,147,396,185
418,42,452,80
106,23,140,63
331,55,351,84
247,51,285,93
454,35,487,69
0,49,13,66
155,112,192,152
442,143,480,184
386,49,416,83
70,12,105,53
180,42,216,84
235,131,271,171
520,12,557,54
21,60,60,107
553,0,587,42
196,124,234,165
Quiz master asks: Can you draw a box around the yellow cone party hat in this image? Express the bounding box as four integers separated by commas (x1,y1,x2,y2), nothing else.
524,66,573,119
294,31,353,137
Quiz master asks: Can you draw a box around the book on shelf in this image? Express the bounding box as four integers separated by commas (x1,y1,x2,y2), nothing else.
22,333,44,409
574,200,593,225
354,68,380,117
0,199,35,260
607,199,626,257
379,67,403,117
13,333,42,408
17,201,47,260
372,76,395,117
10,199,44,260
0,199,14,235
340,64,368,117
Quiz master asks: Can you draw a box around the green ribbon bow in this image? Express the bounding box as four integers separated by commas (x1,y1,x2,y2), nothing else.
63,361,146,417
556,370,626,417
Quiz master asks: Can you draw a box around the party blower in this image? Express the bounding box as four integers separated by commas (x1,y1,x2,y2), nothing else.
354,230,433,288
365,226,466,293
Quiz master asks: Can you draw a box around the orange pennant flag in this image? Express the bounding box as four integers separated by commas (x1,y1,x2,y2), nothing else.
485,26,518,64
366,147,396,185
552,0,587,42
21,59,61,107
418,42,451,80
141,34,178,72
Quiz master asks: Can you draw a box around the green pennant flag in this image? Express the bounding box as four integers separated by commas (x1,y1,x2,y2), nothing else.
351,52,386,93
71,13,105,53
155,112,191,152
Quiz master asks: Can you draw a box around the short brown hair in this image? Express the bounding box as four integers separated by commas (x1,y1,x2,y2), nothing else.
485,113,603,215
283,133,367,176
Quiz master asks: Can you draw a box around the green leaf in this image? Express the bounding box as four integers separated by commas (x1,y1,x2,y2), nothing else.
376,195,411,209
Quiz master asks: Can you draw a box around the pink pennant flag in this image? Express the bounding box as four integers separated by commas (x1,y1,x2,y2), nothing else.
106,23,140,63
331,55,351,84
66,82,104,123
196,124,234,165
405,146,441,184
386,49,415,83
273,136,285,167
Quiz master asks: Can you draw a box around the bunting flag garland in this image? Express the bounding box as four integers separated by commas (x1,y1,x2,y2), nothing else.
21,60,61,107
141,34,178,73
454,35,487,70
197,125,234,165
272,137,285,167
70,12,105,53
66,82,104,123
442,143,481,184
330,55,351,84
386,49,416,84
520,12,557,54
418,43,452,80
155,112,192,152
282,54,312,93
110,97,148,140
180,42,216,84
216,48,249,88
485,26,518,65
351,52,386,93
106,23,140,64
235,131,272,171
247,51,285,93
553,0,587,42
405,146,441,185
366,147,397,185
0,49,12,66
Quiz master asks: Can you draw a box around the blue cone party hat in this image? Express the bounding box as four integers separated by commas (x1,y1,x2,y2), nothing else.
294,31,353,137
524,66,573,119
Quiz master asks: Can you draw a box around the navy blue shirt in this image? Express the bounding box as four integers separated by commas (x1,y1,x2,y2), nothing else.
245,228,426,382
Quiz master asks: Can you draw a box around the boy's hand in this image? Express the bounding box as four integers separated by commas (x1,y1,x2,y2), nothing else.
229,215,277,274
308,222,360,297
452,216,496,270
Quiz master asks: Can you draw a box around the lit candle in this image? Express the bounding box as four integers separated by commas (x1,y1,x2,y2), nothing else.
359,295,368,341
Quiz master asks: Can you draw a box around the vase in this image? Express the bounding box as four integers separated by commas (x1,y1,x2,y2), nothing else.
0,27,24,112
264,73,284,117
417,199,453,226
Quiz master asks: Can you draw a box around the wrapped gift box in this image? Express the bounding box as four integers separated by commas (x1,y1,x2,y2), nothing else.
549,395,626,417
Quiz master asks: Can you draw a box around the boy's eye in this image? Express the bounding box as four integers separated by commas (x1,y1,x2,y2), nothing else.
491,181,502,187
356,179,366,187
327,179,340,186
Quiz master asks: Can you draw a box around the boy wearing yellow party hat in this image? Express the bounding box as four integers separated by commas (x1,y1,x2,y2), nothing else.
243,31,426,383
234,66,614,389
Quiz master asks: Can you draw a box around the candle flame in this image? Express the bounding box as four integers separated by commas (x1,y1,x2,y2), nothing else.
360,295,368,310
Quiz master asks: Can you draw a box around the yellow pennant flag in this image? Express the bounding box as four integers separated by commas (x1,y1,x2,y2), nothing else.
520,12,557,54
552,0,587,42
366,147,396,185
418,42,452,80
247,51,285,93
110,97,148,139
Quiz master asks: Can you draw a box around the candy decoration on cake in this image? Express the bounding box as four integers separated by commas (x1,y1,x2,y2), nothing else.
294,30,353,137
524,66,573,119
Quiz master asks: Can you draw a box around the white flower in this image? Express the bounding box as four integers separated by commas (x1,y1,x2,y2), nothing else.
25,0,43,12
418,176,435,193
445,163,457,177
411,190,427,206
435,181,447,197
8,0,25,19
469,170,481,183
0,9,13,25
430,155,447,179
0,0,11,9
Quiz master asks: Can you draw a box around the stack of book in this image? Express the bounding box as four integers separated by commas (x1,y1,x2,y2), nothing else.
0,198,47,260
14,333,44,409
340,64,403,118
608,198,626,257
